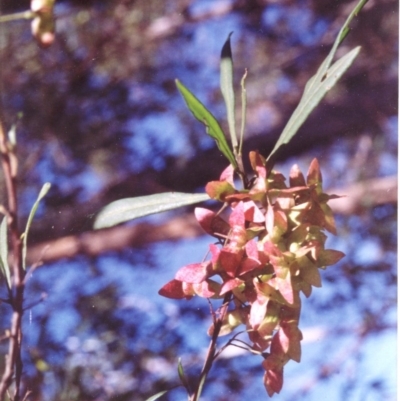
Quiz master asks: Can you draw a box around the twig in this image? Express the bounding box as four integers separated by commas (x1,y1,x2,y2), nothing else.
214,332,261,360
0,11,35,23
23,245,50,286
23,294,47,312
21,390,32,401
0,120,25,401
0,332,11,343
190,292,232,401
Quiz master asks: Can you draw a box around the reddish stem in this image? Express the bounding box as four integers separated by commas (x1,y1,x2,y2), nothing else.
0,122,25,401
190,292,232,401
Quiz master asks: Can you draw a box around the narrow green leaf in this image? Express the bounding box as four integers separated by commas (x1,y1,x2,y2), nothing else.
0,217,11,289
239,68,248,155
144,390,169,401
339,0,369,44
193,373,208,401
269,46,360,161
177,358,191,394
267,0,368,162
94,192,209,229
176,79,237,168
220,32,238,150
22,182,51,270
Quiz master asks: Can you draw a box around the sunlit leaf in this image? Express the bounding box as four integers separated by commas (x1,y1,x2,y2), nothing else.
220,32,238,150
289,164,306,187
175,79,237,168
276,275,295,305
268,47,360,161
94,192,209,229
205,180,236,201
158,279,188,300
249,296,268,328
306,158,322,188
192,279,220,298
220,277,244,295
228,201,246,228
175,262,211,284
144,390,169,401
243,201,265,223
194,207,230,237
0,217,11,289
298,256,321,287
267,0,368,162
22,182,51,270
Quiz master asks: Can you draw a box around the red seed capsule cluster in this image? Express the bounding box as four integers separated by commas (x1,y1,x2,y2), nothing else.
159,152,344,396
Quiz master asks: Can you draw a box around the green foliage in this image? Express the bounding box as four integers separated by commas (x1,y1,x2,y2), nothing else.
144,390,169,401
95,0,368,230
177,358,191,394
21,182,51,270
94,192,209,229
267,46,360,162
175,79,238,168
266,0,366,162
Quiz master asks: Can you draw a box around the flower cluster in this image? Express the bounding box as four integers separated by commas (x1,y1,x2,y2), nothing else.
159,151,344,396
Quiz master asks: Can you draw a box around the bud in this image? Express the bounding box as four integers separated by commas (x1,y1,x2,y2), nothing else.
31,0,56,47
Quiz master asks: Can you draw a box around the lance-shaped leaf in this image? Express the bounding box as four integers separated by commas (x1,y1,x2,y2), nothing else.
0,217,11,289
178,358,191,394
22,182,51,270
267,0,368,162
239,69,248,154
220,32,238,150
175,79,237,168
145,390,170,401
94,192,209,229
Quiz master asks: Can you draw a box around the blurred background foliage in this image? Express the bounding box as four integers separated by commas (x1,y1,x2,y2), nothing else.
0,0,397,400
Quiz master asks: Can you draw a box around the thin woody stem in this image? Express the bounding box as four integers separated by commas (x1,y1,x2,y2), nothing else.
190,292,232,401
0,11,35,24
0,121,25,401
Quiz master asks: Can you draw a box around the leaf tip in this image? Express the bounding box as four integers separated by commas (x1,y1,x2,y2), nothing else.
221,32,234,58
40,182,51,197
